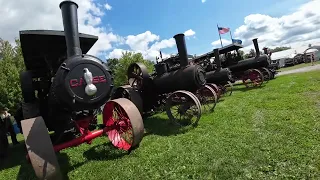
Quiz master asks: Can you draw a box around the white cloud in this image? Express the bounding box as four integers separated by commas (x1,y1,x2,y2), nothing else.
108,48,129,59
0,0,119,58
108,29,194,61
184,29,196,37
104,3,112,10
125,31,160,51
201,0,206,3
211,38,231,47
233,0,320,53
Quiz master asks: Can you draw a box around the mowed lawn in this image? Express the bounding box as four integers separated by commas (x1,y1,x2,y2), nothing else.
1,71,320,180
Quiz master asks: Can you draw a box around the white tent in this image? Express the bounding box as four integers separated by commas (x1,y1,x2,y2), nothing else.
271,46,318,60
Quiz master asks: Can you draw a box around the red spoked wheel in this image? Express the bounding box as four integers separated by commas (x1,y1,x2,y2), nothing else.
103,98,144,151
242,69,264,88
195,85,217,113
166,90,202,127
207,83,221,99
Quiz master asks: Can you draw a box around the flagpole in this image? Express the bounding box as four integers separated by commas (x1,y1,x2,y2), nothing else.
229,30,233,43
217,24,223,47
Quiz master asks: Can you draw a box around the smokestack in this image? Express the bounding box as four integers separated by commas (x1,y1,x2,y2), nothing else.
252,38,260,57
60,0,82,58
173,33,188,67
263,48,268,55
214,48,221,70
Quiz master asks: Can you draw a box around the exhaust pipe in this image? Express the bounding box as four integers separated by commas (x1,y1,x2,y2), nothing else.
252,38,260,57
214,48,221,70
60,0,82,58
263,48,268,55
173,33,188,67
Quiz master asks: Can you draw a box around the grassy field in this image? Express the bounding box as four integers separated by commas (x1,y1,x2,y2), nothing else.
1,71,320,179
279,61,320,72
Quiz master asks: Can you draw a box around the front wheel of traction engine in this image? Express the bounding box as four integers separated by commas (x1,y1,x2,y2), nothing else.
260,67,272,82
21,116,62,180
195,85,217,113
165,90,202,127
103,98,144,151
242,69,264,88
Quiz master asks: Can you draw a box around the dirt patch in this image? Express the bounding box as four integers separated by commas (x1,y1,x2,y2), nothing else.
277,65,320,76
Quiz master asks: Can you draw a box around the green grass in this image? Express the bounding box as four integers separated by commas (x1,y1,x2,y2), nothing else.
279,61,320,72
1,71,320,179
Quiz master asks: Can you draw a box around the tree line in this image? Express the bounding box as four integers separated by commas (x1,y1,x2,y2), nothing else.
238,46,291,59
0,38,154,113
0,35,291,113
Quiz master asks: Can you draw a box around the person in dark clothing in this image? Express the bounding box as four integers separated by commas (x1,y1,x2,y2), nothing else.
0,108,19,145
0,117,9,159
14,103,24,134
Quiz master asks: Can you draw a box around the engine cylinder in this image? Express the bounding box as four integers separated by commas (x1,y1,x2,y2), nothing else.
206,68,233,84
154,62,168,76
153,64,206,94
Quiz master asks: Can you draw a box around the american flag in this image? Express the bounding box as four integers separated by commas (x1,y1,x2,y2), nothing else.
218,27,230,34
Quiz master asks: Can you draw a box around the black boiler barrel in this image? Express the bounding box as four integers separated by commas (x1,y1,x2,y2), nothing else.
153,64,206,94
228,55,269,72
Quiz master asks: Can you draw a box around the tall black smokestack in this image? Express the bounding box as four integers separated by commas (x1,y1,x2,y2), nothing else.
252,38,260,57
60,0,82,58
214,48,221,70
173,33,188,67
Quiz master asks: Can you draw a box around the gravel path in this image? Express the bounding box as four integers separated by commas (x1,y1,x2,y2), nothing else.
276,64,320,76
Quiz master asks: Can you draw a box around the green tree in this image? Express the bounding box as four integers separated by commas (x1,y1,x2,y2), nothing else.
270,46,291,53
238,50,244,57
105,58,119,75
113,51,154,87
0,38,25,112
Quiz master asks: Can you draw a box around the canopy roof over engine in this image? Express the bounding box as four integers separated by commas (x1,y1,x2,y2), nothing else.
218,44,243,54
20,30,98,73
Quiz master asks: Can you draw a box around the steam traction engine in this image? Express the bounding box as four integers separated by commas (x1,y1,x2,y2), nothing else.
112,33,218,127
221,38,275,88
191,48,234,99
18,1,144,179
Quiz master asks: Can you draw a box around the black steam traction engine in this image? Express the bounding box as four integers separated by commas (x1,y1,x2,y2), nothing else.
219,38,277,88
17,1,144,179
191,48,235,99
112,33,219,127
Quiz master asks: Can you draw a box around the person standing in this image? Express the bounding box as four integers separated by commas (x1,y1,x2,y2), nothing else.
0,108,19,145
0,113,9,159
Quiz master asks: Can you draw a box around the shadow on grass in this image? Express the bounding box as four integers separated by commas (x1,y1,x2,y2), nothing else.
0,142,26,171
143,115,191,137
1,140,131,179
83,141,131,161
232,84,266,93
15,152,77,180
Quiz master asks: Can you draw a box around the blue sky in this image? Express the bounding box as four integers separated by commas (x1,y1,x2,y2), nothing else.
99,0,310,58
1,0,317,61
